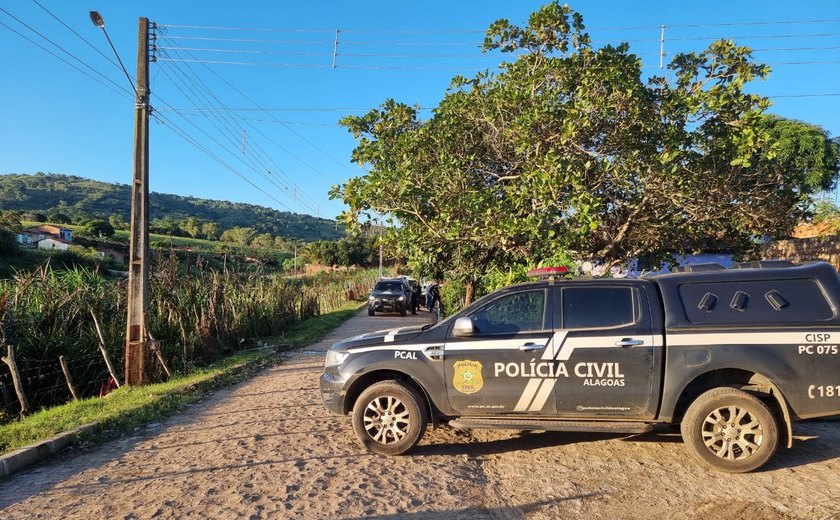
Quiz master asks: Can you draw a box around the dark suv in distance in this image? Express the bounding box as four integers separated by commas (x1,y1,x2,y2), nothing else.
368,278,411,316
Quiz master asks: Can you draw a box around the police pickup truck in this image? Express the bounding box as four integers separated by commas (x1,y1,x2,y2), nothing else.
320,262,840,472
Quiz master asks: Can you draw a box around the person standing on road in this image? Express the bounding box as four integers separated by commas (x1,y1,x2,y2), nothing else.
427,280,441,313
410,282,420,315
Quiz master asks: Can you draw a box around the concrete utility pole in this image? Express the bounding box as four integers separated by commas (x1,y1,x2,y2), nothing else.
659,25,666,70
125,17,151,386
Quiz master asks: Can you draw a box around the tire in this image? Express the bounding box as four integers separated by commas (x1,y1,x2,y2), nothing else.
400,306,407,317
368,307,375,316
352,380,428,456
680,387,779,473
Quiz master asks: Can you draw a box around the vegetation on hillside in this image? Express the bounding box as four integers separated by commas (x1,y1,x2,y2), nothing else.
0,172,344,241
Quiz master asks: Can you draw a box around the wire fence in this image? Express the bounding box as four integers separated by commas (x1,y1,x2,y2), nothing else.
0,260,378,420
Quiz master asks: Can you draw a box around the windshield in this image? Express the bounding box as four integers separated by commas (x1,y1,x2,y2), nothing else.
374,281,403,292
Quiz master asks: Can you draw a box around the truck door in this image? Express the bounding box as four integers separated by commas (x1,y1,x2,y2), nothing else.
444,288,557,415
552,284,661,418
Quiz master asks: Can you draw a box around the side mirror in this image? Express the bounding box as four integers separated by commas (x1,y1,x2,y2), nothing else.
452,317,474,337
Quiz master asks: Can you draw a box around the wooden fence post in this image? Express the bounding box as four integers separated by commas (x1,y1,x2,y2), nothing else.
59,355,80,401
91,311,121,388
150,340,172,380
1,344,30,415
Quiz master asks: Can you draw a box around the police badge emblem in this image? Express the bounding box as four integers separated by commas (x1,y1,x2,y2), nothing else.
453,360,483,394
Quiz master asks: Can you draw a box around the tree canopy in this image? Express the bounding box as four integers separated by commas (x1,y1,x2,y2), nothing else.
334,2,839,302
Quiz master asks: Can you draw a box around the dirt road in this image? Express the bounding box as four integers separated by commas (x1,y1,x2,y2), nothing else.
1,308,839,519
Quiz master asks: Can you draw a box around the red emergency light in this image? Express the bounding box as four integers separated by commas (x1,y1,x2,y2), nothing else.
526,266,570,279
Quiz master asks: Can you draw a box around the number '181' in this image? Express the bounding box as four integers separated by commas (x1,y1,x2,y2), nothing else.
808,385,840,399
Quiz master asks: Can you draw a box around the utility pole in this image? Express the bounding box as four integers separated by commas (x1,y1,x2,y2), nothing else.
125,17,151,386
378,223,383,280
659,25,666,70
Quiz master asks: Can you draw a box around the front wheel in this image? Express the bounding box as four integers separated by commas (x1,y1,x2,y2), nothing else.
368,307,375,316
352,381,428,455
681,387,779,473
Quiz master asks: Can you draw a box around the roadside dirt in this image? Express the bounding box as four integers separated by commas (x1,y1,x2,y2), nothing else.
1,309,838,519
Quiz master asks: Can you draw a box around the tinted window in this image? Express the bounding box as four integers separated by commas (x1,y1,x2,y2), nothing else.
375,281,404,292
562,287,635,329
469,291,546,334
679,278,833,324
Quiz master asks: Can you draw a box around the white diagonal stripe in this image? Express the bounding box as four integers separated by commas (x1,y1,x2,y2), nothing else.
528,378,557,412
514,378,544,411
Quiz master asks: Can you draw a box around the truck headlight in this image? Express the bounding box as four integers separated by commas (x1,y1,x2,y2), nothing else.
325,350,349,367
398,296,405,301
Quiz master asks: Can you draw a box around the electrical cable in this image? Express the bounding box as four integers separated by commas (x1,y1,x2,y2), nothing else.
156,44,326,213
163,36,358,178
0,20,134,100
30,0,122,71
0,7,134,98
155,65,316,213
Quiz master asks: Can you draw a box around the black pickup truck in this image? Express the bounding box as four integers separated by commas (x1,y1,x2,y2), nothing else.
321,262,840,472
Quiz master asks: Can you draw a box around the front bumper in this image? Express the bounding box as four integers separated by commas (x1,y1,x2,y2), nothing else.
369,299,405,312
320,369,348,414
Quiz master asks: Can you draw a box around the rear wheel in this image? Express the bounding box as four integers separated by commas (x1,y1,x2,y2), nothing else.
681,387,779,473
352,381,427,456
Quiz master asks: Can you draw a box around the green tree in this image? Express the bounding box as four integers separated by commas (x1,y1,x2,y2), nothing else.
150,216,180,236
334,2,839,304
0,211,21,255
746,116,839,235
108,213,128,231
47,212,72,224
23,212,47,223
201,221,220,240
250,233,275,250
181,216,203,238
220,226,256,247
83,220,115,238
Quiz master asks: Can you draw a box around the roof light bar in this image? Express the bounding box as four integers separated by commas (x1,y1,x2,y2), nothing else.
527,266,569,279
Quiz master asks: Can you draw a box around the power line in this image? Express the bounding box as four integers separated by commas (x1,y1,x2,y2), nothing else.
162,35,334,45
157,57,331,68
158,40,340,191
157,107,432,112
30,0,121,71
158,112,340,126
157,18,840,34
156,46,333,57
0,7,134,99
151,110,300,213
162,36,358,177
767,93,840,98
0,20,133,100
156,43,326,213
159,24,337,34
155,63,321,214
667,32,840,42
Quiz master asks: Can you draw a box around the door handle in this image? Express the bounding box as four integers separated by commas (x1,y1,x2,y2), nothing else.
424,346,444,360
615,338,644,347
518,342,545,352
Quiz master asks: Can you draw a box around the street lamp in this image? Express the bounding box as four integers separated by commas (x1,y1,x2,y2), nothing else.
89,10,137,97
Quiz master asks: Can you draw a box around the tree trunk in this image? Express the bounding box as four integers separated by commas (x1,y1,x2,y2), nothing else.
465,280,476,306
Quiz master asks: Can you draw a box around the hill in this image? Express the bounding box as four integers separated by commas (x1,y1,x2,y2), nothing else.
0,173,344,241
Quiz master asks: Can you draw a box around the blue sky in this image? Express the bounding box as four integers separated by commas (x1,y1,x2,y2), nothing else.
1,1,839,220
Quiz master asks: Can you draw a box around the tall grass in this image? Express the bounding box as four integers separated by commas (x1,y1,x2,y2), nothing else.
0,255,377,420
